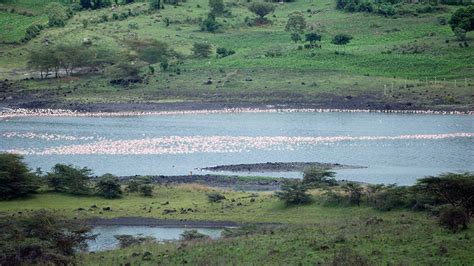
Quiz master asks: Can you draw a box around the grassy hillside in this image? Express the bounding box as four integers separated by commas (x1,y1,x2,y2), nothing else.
0,0,473,110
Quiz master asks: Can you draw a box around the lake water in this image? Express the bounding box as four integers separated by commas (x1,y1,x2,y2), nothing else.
0,111,473,185
86,225,223,252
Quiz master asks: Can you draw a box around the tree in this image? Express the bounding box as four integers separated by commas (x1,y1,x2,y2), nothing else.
290,32,302,43
275,180,311,205
0,153,38,200
449,6,474,33
192,42,212,58
332,33,353,53
149,0,161,10
0,211,93,265
95,174,122,199
343,182,363,206
285,12,306,33
415,172,474,220
302,167,336,188
305,32,322,48
248,2,275,23
46,2,69,27
209,0,224,16
46,164,93,195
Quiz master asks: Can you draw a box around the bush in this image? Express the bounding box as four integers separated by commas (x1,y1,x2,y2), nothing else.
180,230,210,241
0,211,93,265
331,248,371,266
201,13,220,32
47,3,69,27
322,190,349,207
139,184,154,197
216,47,235,58
207,192,226,202
275,180,312,205
192,42,212,58
0,153,38,200
371,186,411,211
150,0,162,10
95,174,122,199
23,24,44,42
439,207,469,232
114,235,155,248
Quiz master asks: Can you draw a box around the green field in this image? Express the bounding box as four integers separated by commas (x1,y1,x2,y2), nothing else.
0,0,473,110
1,186,473,265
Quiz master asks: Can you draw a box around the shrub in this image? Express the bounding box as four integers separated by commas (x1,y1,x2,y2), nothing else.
139,184,154,197
371,186,411,211
439,207,469,232
0,211,93,265
207,192,226,202
302,168,336,188
201,13,220,32
275,180,312,205
209,0,225,16
305,32,322,48
114,235,155,248
180,230,210,241
0,153,38,200
47,3,69,27
192,42,212,58
331,248,371,266
322,190,349,207
285,12,306,33
95,174,122,199
449,6,474,32
150,0,162,10
454,27,467,41
23,24,44,42
216,47,235,58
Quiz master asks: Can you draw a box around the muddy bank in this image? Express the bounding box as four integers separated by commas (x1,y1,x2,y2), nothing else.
201,162,366,173
86,217,240,227
119,174,286,191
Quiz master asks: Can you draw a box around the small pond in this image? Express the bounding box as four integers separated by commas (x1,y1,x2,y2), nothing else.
86,225,224,252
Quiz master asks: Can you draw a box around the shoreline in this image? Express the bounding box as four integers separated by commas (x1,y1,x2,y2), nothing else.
86,217,241,228
1,105,472,119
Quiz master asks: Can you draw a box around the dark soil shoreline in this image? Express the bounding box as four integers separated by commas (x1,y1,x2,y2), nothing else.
1,99,472,114
201,162,365,173
86,217,240,228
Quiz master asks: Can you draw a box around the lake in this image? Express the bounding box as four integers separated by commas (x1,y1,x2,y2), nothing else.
0,111,472,185
87,225,223,252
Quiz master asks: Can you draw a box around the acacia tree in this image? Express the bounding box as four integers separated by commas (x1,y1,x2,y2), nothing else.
416,173,474,220
332,33,353,53
275,180,311,205
95,174,122,199
248,2,275,24
46,164,93,195
285,12,306,33
302,167,336,188
0,153,38,200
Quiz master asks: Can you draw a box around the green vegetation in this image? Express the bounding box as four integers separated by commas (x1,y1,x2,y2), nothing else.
0,153,38,200
0,0,472,110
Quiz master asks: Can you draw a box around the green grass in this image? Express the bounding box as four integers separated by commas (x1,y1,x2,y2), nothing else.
1,186,472,265
0,0,473,109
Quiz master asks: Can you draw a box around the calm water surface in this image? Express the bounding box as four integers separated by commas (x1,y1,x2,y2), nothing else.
1,112,472,185
87,226,223,252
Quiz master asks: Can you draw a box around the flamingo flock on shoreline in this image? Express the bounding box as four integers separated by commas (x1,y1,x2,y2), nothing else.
4,133,473,156
0,107,472,120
